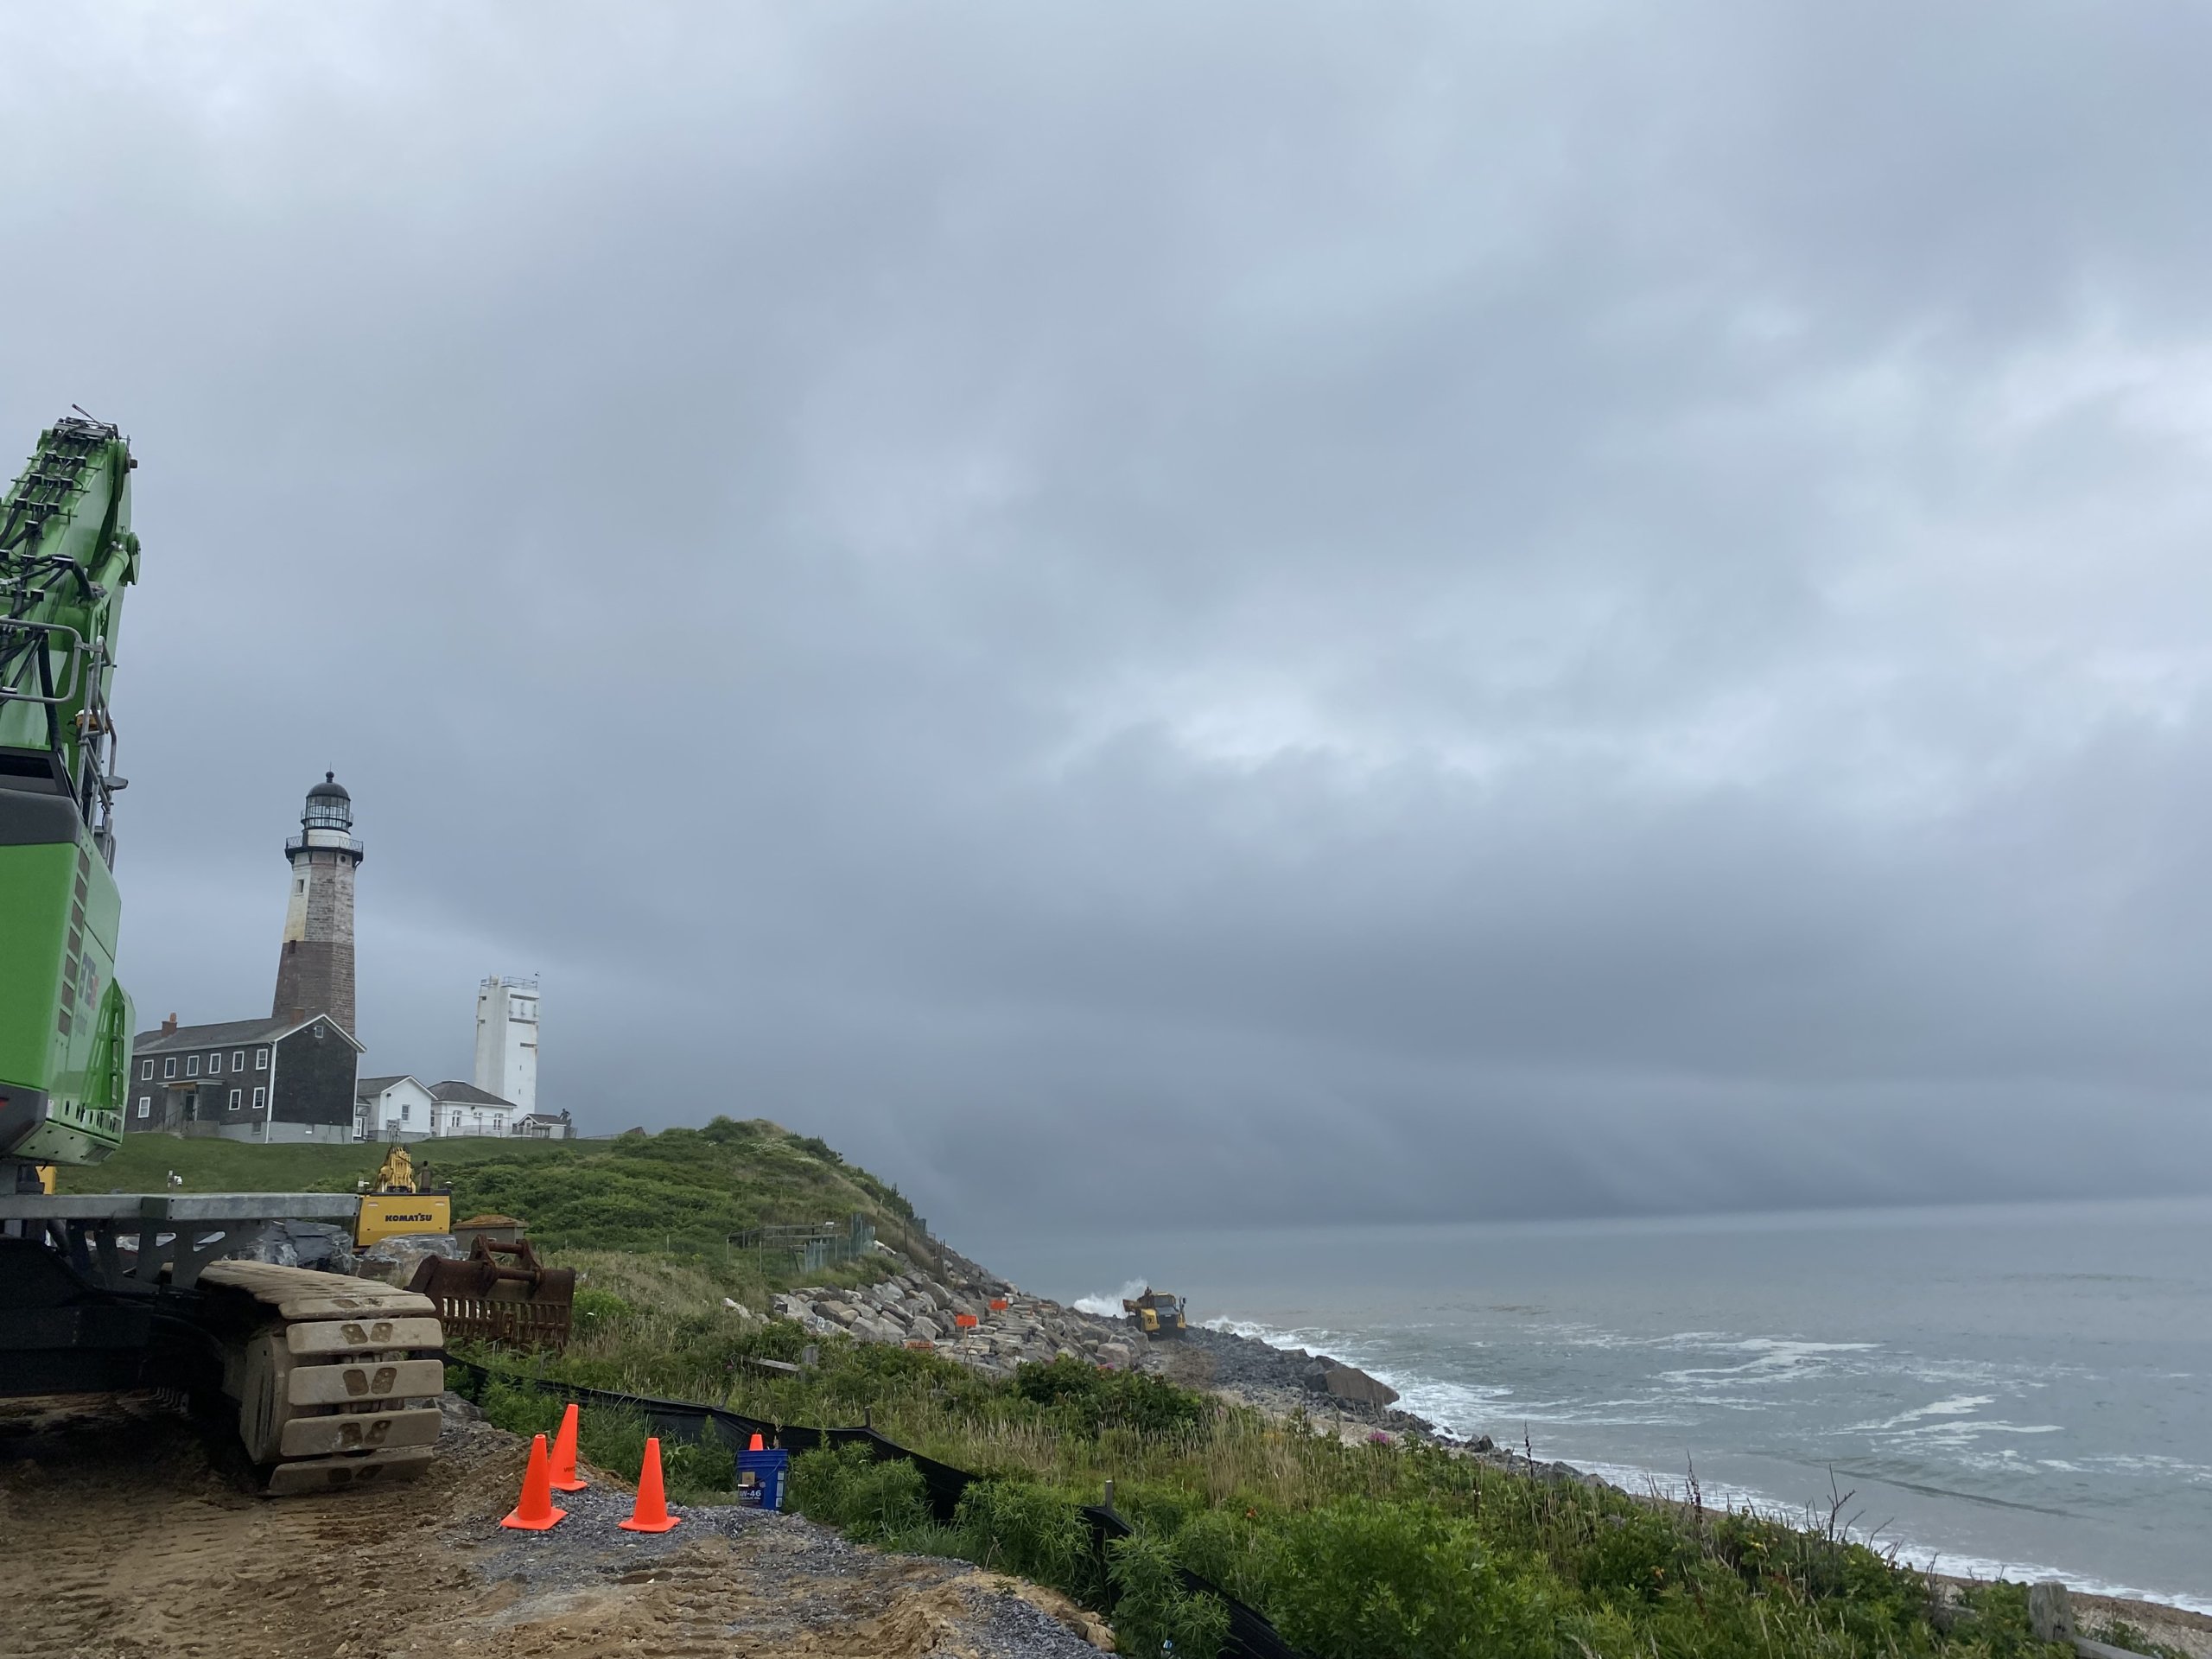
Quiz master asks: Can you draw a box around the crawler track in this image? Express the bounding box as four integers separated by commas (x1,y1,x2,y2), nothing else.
196,1262,445,1495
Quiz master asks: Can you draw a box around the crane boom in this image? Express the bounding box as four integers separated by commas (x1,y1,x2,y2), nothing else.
1,415,140,1173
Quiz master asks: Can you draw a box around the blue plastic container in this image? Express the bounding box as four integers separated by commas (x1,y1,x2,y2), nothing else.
736,1447,788,1510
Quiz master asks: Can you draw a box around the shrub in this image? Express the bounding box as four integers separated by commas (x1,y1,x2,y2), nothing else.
570,1287,635,1329
1011,1357,1211,1438
1575,1507,1694,1605
790,1443,932,1542
953,1479,1100,1601
1261,1498,1554,1659
1169,1504,1282,1607
1107,1530,1230,1659
478,1377,565,1440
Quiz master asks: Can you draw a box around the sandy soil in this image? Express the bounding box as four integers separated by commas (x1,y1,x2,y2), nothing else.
0,1394,1108,1659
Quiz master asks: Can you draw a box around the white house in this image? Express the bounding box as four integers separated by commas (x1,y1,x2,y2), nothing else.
427,1079,521,1137
354,1075,438,1142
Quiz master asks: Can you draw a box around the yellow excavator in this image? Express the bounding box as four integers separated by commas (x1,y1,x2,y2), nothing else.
353,1145,576,1351
353,1144,451,1249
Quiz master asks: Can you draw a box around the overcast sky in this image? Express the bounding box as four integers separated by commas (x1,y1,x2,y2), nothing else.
6,3,2209,1233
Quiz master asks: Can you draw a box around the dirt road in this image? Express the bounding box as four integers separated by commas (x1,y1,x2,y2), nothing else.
0,1395,1108,1659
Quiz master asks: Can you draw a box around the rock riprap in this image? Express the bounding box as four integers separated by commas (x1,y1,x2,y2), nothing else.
771,1261,1141,1378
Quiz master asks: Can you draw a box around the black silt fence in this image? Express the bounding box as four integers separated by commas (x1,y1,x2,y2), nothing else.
448,1358,1307,1659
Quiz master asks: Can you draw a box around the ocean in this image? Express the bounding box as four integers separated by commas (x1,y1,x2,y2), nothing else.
963,1194,2212,1612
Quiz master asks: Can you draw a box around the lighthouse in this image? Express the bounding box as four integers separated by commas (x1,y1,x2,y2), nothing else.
270,772,363,1038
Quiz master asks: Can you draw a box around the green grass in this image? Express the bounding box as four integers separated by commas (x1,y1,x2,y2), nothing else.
58,1131,414,1196
58,1116,931,1263
60,1117,937,1314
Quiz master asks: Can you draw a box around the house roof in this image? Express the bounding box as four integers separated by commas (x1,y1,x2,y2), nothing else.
355,1074,426,1100
135,1014,362,1055
428,1080,516,1109
518,1109,571,1123
133,1015,289,1052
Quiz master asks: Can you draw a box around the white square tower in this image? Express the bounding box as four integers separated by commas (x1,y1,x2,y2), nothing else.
473,975,538,1114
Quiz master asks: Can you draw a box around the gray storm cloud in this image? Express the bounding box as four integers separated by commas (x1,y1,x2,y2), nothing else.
3,3,2208,1229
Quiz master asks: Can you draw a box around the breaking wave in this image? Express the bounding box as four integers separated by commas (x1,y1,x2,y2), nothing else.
1074,1279,1149,1317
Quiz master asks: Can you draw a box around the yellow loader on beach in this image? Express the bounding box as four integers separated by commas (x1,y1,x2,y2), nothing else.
1122,1287,1189,1339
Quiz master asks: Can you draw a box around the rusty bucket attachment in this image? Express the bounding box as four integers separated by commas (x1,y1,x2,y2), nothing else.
409,1236,575,1352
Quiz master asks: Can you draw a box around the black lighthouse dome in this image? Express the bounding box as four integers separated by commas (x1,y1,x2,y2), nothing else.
302,771,353,830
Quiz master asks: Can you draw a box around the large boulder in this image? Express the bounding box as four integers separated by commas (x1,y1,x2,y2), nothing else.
770,1294,843,1337
353,1231,462,1287
1301,1360,1401,1408
232,1220,358,1275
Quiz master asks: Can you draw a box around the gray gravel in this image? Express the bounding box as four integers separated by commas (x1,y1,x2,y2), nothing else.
462,1469,779,1575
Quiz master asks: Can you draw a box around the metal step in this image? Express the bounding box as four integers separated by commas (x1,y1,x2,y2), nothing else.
277,1407,443,1458
263,1446,434,1497
284,1316,443,1357
285,1357,443,1408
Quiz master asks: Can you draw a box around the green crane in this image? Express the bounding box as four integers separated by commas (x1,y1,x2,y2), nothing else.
1,415,139,1176
0,417,450,1495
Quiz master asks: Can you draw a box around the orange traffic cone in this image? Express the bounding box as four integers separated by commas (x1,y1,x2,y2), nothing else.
618,1437,681,1533
549,1402,588,1492
501,1433,567,1530
747,1433,764,1452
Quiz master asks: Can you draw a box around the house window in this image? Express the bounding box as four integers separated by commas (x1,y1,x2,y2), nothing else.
185,1055,200,1077
163,1057,176,1079
228,1088,242,1110
252,1086,266,1109
255,1047,270,1069
400,1103,409,1122
232,1050,245,1071
208,1052,222,1076
141,1058,153,1080
137,1096,149,1119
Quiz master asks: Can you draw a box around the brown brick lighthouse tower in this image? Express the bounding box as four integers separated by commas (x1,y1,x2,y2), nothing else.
270,772,363,1037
